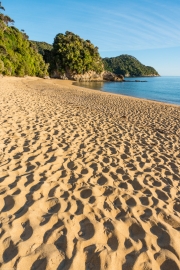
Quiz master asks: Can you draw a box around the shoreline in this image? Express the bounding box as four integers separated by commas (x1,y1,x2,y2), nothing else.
0,76,180,269
72,78,180,107
1,76,180,107
71,79,180,108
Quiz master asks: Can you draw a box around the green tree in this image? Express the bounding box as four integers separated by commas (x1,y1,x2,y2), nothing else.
0,14,14,25
0,2,48,77
50,31,103,75
0,3,14,26
30,41,53,63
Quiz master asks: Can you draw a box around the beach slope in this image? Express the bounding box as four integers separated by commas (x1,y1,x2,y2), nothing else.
0,77,180,270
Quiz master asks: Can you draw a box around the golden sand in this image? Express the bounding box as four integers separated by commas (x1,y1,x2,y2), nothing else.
0,76,180,270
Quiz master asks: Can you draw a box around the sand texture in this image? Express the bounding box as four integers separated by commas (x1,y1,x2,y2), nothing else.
0,77,180,270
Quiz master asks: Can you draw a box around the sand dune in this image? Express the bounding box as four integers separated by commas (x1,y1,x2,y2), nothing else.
0,76,180,270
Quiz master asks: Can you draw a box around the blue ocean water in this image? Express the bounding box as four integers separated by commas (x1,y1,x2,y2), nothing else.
75,77,180,105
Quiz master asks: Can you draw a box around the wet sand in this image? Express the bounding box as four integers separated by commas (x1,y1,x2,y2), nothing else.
0,76,180,270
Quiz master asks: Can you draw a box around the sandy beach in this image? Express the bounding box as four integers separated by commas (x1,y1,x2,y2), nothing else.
0,76,180,270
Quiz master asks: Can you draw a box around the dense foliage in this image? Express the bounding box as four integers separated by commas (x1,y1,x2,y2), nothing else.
0,2,159,78
30,41,53,55
0,3,48,76
103,54,159,76
50,31,103,75
30,41,53,65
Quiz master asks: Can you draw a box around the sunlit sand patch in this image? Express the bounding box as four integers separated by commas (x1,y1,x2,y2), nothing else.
0,76,180,269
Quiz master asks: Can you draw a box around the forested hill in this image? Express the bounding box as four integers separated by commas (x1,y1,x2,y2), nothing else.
0,3,48,77
33,40,159,77
32,32,104,76
0,1,159,78
103,55,159,77
30,41,53,57
30,41,53,64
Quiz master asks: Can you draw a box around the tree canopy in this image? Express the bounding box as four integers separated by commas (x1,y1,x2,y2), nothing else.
103,54,159,77
0,3,48,77
30,41,53,64
30,41,53,56
49,31,103,75
32,37,160,78
0,2,159,79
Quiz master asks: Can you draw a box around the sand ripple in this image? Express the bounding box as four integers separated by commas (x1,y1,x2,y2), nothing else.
0,77,180,269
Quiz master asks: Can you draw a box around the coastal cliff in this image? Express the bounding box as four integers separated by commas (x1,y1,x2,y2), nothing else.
51,70,124,82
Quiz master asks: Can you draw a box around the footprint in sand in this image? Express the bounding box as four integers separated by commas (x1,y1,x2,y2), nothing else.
3,238,18,263
42,198,61,213
80,189,92,199
129,223,145,242
139,196,150,206
97,175,107,186
151,224,179,258
54,228,67,253
78,218,95,240
160,259,179,270
31,257,47,270
75,200,84,215
103,220,119,251
20,220,33,241
84,244,101,270
140,208,152,221
1,195,15,212
43,219,64,244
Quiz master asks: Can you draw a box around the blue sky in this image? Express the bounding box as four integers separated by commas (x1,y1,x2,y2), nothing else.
3,0,180,75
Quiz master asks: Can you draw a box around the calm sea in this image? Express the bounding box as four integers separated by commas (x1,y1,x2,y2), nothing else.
74,76,180,105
